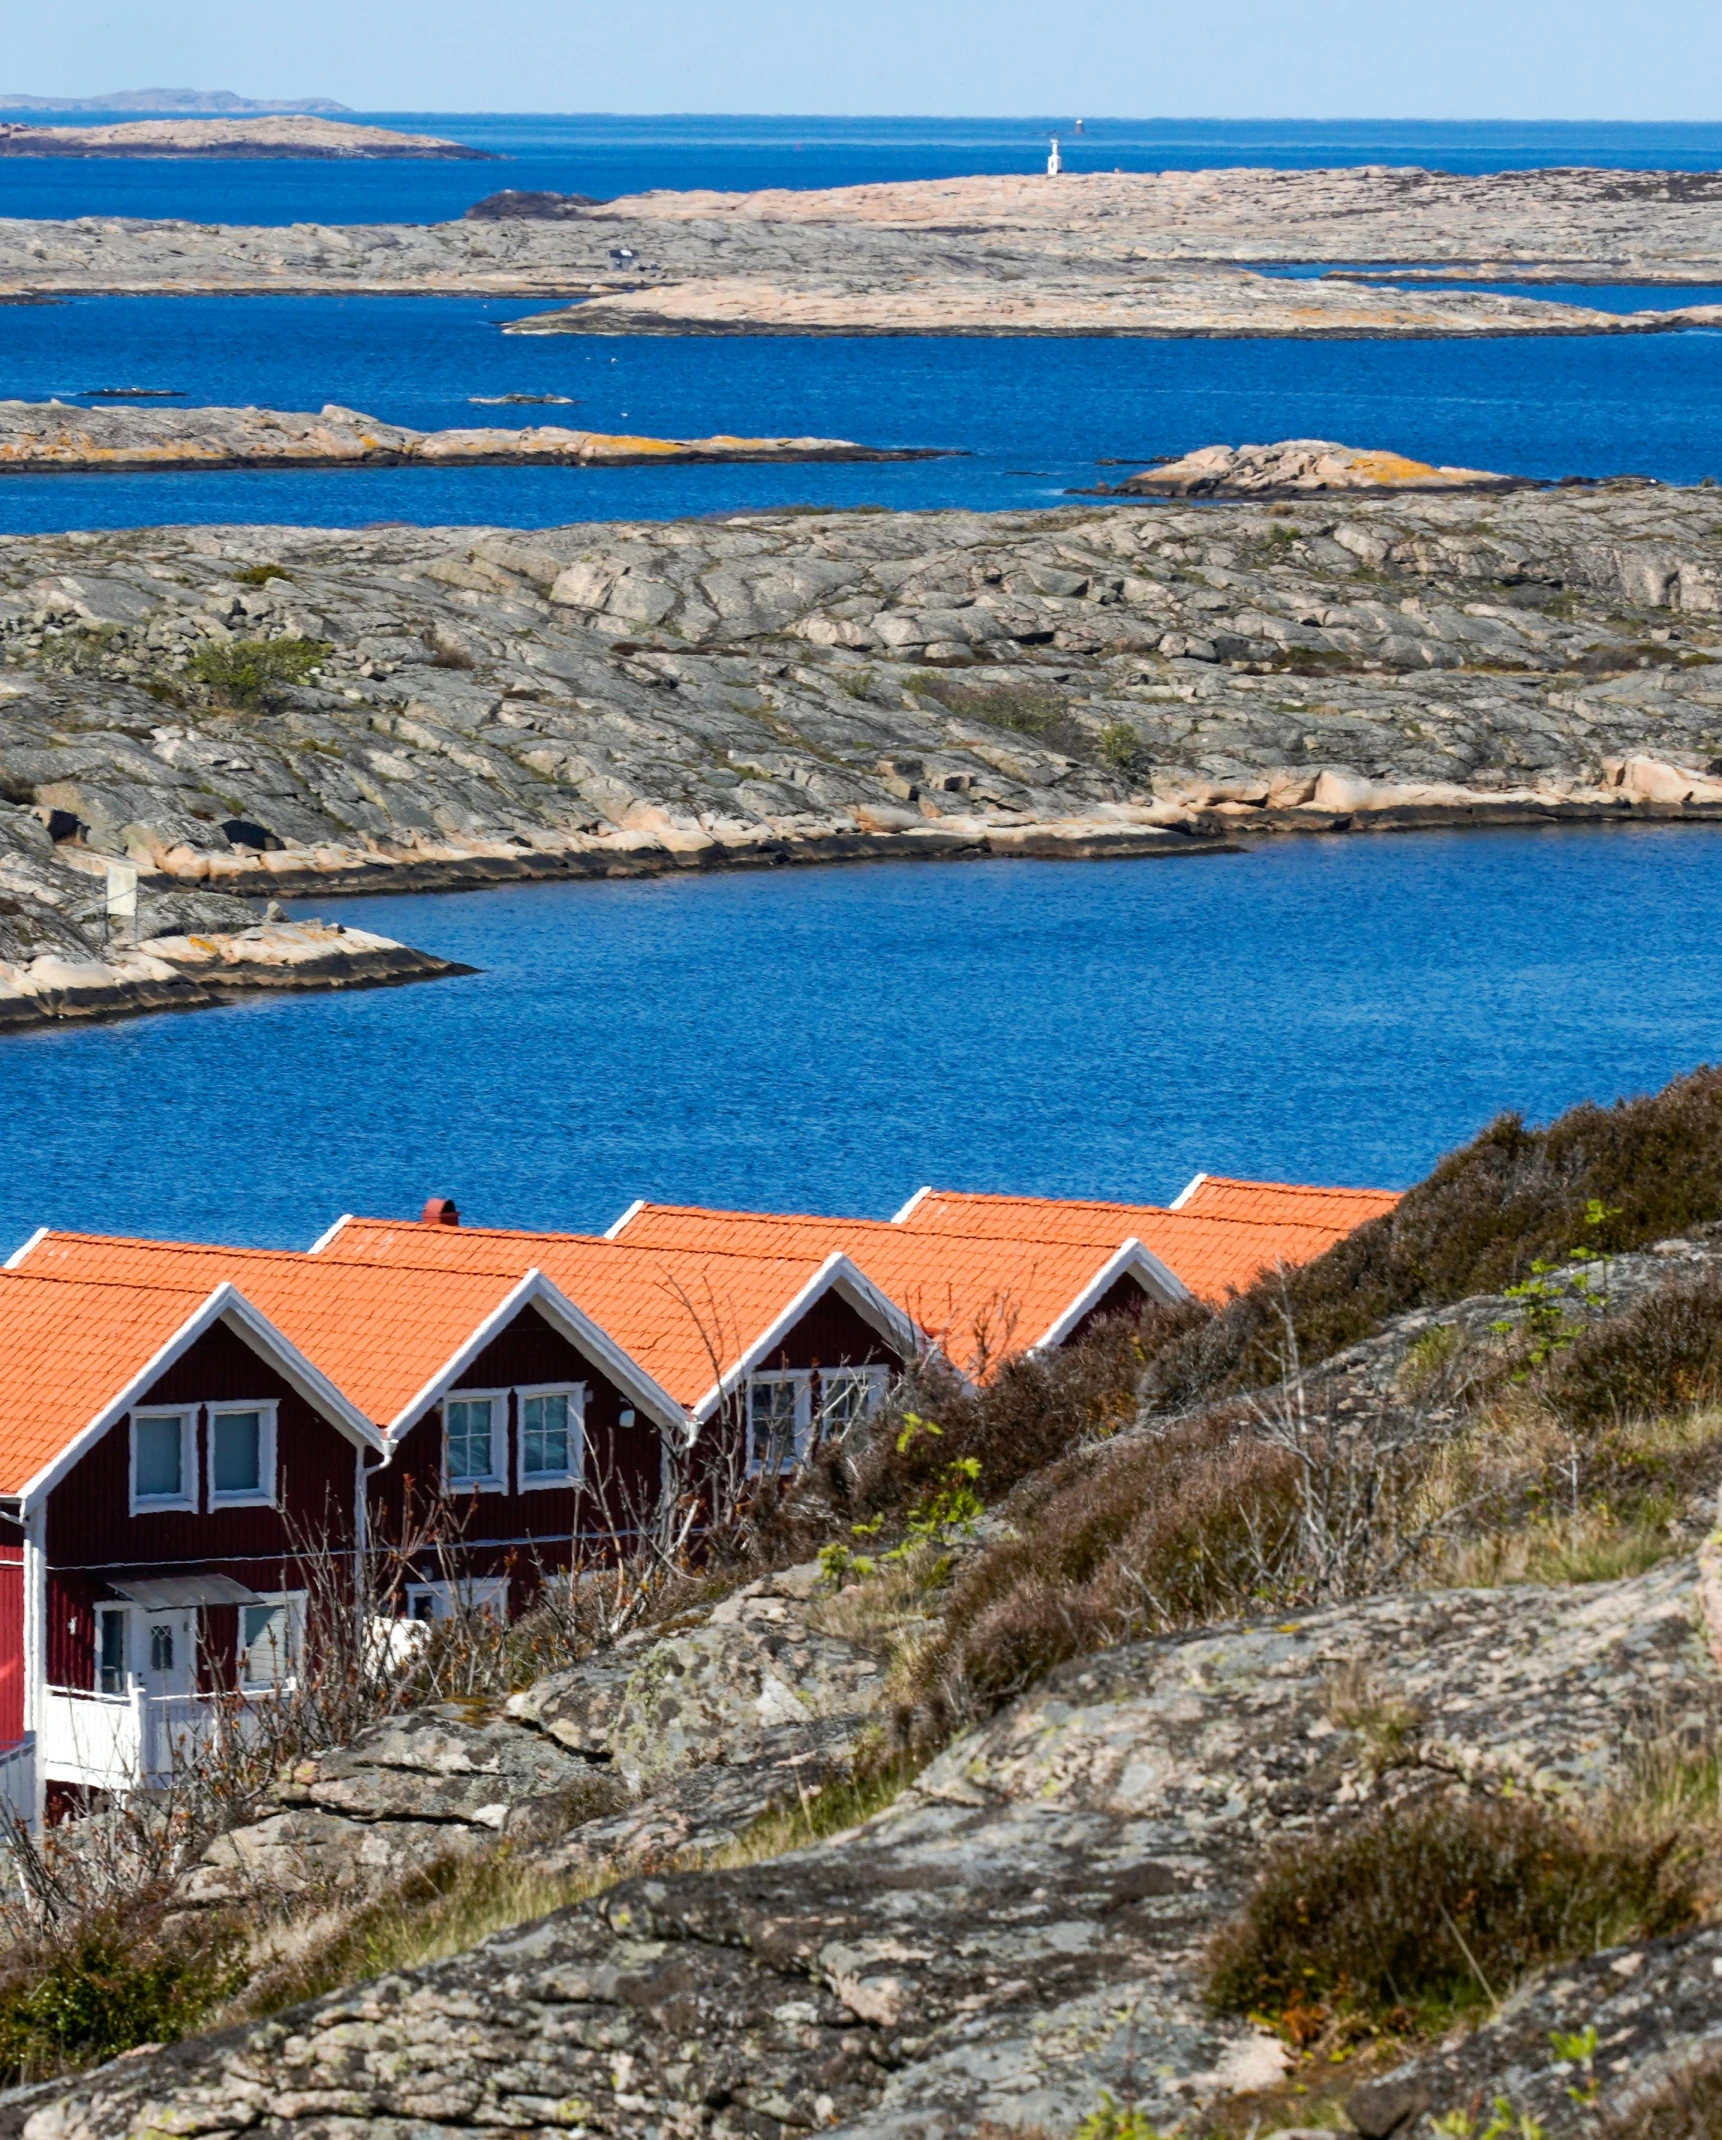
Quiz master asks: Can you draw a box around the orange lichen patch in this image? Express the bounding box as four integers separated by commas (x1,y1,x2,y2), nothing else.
1173,1175,1401,1231
599,1204,1152,1375
894,1189,1351,1304
0,1271,229,1493
317,1218,858,1410
11,1232,535,1429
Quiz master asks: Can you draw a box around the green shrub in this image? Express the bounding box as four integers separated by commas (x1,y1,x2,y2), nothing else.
0,1917,243,2082
1141,1066,1722,1409
189,636,326,710
909,673,1070,738
1098,720,1142,769
1205,1793,1693,2038
232,563,290,587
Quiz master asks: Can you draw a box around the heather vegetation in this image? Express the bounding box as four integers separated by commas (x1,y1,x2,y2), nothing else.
1137,1065,1722,1404
17,1067,1722,2114
1205,1793,1696,2041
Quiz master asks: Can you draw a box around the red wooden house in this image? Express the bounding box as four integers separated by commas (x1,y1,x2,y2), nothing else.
0,1266,385,1813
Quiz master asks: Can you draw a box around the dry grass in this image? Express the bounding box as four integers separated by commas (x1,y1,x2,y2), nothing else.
234,1850,618,2022
1606,2055,1722,2138
1323,1660,1424,1765
707,1747,926,1868
1412,1397,1722,1589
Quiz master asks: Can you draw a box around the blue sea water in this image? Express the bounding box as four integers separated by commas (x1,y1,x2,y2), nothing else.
0,114,1720,531
2,119,1720,1220
5,299,1722,533
2,113,1722,226
2,829,1720,1261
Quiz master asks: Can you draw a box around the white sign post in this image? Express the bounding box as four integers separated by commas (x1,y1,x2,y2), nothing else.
105,860,138,948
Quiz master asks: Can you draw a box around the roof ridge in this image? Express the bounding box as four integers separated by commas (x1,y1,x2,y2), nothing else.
21,1237,537,1291
0,1266,225,1299
335,1219,838,1273
1196,1174,1400,1197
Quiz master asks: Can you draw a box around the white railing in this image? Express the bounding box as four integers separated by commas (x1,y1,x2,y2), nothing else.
0,1735,35,1827
42,1686,141,1790
42,1685,280,1792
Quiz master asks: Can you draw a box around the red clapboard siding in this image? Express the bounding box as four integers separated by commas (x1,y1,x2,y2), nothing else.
0,1547,22,1746
369,1303,665,1606
44,1320,363,1690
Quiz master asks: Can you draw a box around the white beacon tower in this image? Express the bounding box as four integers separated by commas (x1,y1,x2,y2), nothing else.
1047,135,1062,176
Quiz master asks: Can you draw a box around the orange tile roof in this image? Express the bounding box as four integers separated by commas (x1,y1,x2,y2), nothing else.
889,1190,1349,1304
12,1234,538,1431
1173,1175,1402,1231
601,1204,1150,1374
317,1219,875,1410
0,1270,230,1496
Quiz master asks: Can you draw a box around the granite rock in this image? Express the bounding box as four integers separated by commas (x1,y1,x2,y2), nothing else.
45,1557,1722,2140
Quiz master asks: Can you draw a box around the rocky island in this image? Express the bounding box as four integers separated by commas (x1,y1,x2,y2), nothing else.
4,446,1722,1017
0,114,487,158
0,401,943,475
3,165,1722,328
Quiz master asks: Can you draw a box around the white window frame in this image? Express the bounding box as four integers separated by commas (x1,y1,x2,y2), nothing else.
207,1401,279,1510
745,1370,812,1476
94,1603,130,1696
130,1410,196,1515
442,1390,505,1492
239,1590,305,1690
515,1383,585,1493
815,1364,889,1442
404,1575,510,1623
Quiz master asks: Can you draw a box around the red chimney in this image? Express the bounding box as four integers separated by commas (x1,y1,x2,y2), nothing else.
421,1196,460,1227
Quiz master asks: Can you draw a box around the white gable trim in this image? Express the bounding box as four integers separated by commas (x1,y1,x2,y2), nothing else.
307,1213,355,1254
1028,1239,1191,1356
687,1252,928,1427
18,1282,384,1511
1168,1173,1207,1211
890,1186,933,1225
3,1227,47,1273
602,1198,646,1242
384,1267,683,1441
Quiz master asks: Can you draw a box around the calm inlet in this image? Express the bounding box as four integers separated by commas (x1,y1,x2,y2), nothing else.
2,825,1720,1258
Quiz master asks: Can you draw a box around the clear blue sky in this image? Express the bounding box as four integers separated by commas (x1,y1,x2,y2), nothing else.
8,0,1719,118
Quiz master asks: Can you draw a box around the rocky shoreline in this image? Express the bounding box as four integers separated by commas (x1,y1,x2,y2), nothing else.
4,165,1722,331
9,459,1722,1015
0,401,943,476
0,918,472,1033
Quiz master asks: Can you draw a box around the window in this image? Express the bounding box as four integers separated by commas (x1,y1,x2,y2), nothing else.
131,1412,193,1512
405,1576,509,1623
747,1373,808,1475
149,1623,175,1673
518,1386,583,1490
210,1405,276,1507
96,1607,127,1696
240,1595,303,1688
444,1394,502,1488
816,1366,888,1443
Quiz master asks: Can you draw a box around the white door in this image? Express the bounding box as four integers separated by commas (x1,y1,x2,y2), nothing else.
138,1610,198,1781
139,1611,195,1700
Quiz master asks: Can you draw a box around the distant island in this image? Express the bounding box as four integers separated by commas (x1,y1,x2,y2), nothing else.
0,115,489,160
0,88,350,114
